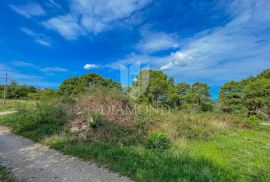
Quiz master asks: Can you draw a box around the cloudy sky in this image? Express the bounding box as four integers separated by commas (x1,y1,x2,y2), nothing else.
0,0,270,98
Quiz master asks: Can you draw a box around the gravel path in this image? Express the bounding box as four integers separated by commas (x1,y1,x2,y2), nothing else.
0,125,132,182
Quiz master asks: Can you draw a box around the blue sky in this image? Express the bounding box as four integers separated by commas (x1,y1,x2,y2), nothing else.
0,0,270,98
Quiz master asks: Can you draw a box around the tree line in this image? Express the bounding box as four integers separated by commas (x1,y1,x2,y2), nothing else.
2,69,269,118
0,80,55,100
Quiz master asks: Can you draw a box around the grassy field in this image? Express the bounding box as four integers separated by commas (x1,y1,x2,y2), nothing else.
0,164,15,182
0,99,269,182
0,100,36,112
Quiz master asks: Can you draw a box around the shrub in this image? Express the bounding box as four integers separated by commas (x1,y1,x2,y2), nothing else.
177,117,217,140
8,102,73,135
89,113,104,128
147,131,171,151
246,115,261,126
35,102,73,125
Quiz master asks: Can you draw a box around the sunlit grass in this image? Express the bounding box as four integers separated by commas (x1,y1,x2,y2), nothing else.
0,100,36,112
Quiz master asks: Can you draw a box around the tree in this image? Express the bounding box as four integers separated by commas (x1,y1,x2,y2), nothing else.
59,73,121,96
219,69,270,118
6,80,36,99
244,76,270,117
219,81,245,113
185,82,213,112
133,70,174,105
167,83,190,108
59,77,80,95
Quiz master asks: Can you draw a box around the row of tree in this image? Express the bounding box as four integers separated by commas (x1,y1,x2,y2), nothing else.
0,81,55,100
3,69,269,117
128,70,213,112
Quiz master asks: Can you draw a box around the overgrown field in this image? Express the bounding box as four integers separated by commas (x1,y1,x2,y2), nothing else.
0,89,269,182
0,100,36,112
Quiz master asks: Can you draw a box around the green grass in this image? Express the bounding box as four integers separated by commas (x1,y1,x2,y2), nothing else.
0,164,16,182
185,128,270,181
50,140,235,181
0,100,36,112
0,106,269,181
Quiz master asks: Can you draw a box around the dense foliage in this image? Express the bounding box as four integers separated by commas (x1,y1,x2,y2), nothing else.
219,69,270,118
0,80,56,100
130,70,213,111
59,73,121,95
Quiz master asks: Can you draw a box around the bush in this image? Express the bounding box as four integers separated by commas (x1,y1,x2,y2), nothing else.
147,131,171,151
6,102,73,138
246,115,261,126
89,113,104,128
176,116,218,140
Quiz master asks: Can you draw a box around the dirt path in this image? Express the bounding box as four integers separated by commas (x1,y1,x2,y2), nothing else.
0,125,132,182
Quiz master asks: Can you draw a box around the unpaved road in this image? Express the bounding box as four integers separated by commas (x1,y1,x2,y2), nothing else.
0,126,131,182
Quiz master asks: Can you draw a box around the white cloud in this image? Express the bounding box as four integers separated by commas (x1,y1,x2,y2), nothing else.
43,15,84,40
21,27,51,47
160,62,173,70
43,0,152,39
12,61,35,68
10,3,45,18
136,30,180,53
84,64,98,70
12,61,68,73
159,52,193,70
47,0,62,9
40,67,68,72
109,0,270,85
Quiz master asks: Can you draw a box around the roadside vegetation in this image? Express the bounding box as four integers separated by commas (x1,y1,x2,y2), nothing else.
0,69,269,181
0,164,16,182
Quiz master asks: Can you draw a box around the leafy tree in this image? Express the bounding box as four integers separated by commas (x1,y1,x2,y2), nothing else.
6,80,36,99
59,73,121,96
133,70,174,105
219,69,270,118
244,75,270,117
219,81,245,113
59,77,80,95
167,83,190,107
185,82,213,112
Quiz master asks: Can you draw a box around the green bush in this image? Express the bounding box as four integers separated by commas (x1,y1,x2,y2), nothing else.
35,103,72,125
246,115,261,126
1,102,73,140
147,131,171,151
89,113,104,128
